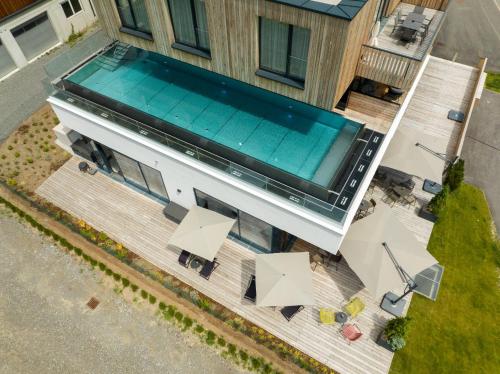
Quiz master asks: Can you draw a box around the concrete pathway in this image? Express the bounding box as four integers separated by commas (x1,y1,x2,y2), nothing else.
0,207,245,374
0,29,110,143
461,89,500,232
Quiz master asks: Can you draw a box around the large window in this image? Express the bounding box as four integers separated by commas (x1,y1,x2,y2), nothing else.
194,190,294,253
167,0,210,57
258,17,311,88
115,0,152,38
61,0,82,18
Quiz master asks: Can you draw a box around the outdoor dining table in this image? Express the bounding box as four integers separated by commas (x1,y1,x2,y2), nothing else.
393,185,411,198
400,12,426,42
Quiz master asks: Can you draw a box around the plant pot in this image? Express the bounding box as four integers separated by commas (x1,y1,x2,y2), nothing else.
418,205,437,223
377,332,396,352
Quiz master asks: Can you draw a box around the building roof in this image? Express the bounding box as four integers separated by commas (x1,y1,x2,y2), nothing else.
268,0,368,20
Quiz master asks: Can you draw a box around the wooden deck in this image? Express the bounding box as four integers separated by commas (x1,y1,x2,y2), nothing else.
35,56,478,374
37,157,400,374
370,3,445,61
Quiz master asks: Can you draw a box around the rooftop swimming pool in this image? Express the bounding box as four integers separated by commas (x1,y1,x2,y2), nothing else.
64,45,362,189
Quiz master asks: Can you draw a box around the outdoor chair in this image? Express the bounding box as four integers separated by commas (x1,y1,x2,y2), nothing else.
178,250,192,268
403,193,417,208
280,305,304,321
319,308,335,325
384,189,401,207
343,297,365,319
341,324,363,344
199,258,220,280
244,275,256,302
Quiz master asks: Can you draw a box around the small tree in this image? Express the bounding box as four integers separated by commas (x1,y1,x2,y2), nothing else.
384,316,412,351
428,185,449,215
445,159,464,191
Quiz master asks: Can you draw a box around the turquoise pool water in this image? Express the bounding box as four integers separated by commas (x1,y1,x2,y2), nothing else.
67,46,361,186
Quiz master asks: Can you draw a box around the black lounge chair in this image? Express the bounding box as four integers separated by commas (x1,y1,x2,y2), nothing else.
280,305,304,321
244,275,256,302
178,250,192,268
199,258,219,280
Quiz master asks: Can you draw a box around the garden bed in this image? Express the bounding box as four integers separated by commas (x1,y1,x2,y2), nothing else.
0,104,70,192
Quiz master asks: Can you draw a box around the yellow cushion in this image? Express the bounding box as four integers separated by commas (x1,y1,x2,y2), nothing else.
345,297,365,318
319,308,334,325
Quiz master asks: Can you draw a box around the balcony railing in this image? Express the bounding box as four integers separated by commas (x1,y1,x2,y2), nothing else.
356,45,421,89
52,89,351,225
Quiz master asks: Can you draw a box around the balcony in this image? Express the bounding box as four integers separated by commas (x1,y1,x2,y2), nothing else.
357,3,446,90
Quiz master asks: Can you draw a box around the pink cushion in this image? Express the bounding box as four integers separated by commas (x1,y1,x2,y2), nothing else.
342,324,363,341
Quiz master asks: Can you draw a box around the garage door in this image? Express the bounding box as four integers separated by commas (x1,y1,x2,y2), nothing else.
0,40,16,78
11,12,59,61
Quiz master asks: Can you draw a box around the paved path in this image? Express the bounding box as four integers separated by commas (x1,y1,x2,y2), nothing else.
0,207,245,374
461,89,500,232
0,29,110,143
432,0,500,72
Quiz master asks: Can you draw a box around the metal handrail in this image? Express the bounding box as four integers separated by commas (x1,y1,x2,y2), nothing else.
53,88,349,224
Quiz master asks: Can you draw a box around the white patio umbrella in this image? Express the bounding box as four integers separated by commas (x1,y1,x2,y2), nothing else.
340,204,438,300
381,126,447,182
255,252,315,307
167,205,236,262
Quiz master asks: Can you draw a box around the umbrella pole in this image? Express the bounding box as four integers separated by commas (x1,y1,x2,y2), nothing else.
380,243,418,316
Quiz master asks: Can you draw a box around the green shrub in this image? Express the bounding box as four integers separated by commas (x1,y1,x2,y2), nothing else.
428,185,449,215
195,324,204,334
445,159,464,191
131,284,138,292
149,294,156,304
98,263,106,271
227,343,237,356
7,145,13,150
182,316,193,330
174,311,183,322
90,258,97,267
384,316,412,351
112,273,121,281
98,232,108,241
239,350,248,362
197,298,211,311
121,278,130,287
217,337,226,347
165,305,176,320
74,247,82,256
251,357,262,370
141,290,148,299
105,268,113,276
206,330,216,345
82,254,90,262
159,302,166,310
14,152,20,158
53,117,60,125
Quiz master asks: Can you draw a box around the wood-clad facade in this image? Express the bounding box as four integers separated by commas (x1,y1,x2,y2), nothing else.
92,0,379,111
0,0,38,20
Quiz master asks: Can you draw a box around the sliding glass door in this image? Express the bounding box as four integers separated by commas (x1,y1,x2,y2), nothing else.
113,151,149,190
194,189,294,253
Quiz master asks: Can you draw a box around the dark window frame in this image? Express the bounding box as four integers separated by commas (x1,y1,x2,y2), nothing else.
61,0,83,18
114,0,153,40
167,0,211,58
257,17,310,88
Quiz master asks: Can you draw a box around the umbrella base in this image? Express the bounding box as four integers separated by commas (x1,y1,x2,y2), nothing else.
380,292,406,317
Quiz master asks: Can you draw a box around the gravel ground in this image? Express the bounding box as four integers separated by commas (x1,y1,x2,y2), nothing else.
0,207,244,374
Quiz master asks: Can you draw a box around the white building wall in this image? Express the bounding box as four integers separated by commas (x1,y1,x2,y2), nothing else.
0,0,96,79
49,98,346,254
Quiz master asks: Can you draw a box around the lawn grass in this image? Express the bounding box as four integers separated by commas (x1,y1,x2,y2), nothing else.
485,72,500,93
390,184,500,373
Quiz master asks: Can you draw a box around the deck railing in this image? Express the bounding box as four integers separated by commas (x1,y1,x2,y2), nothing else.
356,45,421,89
